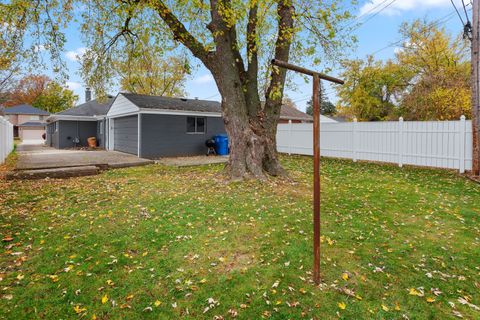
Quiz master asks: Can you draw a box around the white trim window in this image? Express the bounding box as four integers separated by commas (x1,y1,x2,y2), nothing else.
30,115,40,120
99,121,104,135
186,116,206,134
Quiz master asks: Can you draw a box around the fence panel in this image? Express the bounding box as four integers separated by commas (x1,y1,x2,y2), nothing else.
277,117,473,173
0,116,14,164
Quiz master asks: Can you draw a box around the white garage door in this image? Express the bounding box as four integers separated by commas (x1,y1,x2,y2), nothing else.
21,129,45,140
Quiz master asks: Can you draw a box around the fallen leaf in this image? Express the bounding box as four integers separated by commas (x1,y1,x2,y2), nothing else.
73,305,86,314
338,302,346,310
102,294,108,304
409,288,424,296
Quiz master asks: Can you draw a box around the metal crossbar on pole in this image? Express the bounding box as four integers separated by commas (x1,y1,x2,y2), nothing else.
271,59,344,285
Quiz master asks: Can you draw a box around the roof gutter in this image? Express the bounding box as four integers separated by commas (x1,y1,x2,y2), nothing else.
46,115,99,122
138,108,222,117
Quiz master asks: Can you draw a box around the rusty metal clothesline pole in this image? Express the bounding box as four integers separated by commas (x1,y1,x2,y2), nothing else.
271,59,344,285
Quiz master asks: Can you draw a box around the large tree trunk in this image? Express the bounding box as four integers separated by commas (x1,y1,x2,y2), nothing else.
211,66,285,180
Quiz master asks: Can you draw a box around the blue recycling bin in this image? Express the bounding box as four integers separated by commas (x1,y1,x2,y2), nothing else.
214,134,229,155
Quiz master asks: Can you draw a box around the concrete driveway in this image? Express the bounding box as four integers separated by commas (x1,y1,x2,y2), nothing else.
14,144,153,175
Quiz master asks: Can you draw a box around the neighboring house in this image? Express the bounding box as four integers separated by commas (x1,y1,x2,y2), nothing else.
46,90,113,149
4,104,49,140
46,91,313,158
279,104,313,123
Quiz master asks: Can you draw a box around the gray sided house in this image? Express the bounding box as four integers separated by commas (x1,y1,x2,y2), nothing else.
46,94,114,149
107,93,226,158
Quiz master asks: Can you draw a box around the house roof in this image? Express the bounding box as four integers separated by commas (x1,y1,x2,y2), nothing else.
4,104,50,115
121,93,313,121
18,121,46,127
121,93,222,113
329,115,348,122
279,104,313,122
57,96,114,117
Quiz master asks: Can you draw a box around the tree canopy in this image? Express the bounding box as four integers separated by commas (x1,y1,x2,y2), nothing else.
306,84,337,116
336,19,471,121
3,74,78,113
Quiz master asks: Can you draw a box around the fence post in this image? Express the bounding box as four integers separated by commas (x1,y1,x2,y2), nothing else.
1,117,5,163
459,115,466,174
398,117,404,167
352,118,357,162
288,119,292,155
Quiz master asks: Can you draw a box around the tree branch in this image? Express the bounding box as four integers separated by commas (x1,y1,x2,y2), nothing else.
153,1,211,65
264,0,295,115
246,3,261,117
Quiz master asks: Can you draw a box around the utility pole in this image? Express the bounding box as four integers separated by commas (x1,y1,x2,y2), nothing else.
472,0,480,175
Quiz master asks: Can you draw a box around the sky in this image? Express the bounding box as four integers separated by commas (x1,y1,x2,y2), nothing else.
48,0,470,112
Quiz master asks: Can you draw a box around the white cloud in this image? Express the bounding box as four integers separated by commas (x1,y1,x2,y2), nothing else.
33,44,46,53
393,47,403,54
359,0,459,16
192,74,214,85
66,81,82,90
65,47,87,62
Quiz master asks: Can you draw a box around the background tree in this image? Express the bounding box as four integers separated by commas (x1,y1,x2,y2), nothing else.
0,4,24,104
3,74,77,112
306,85,337,116
336,57,407,121
282,97,298,110
395,20,471,120
336,19,470,121
113,36,190,97
32,81,78,113
3,75,50,107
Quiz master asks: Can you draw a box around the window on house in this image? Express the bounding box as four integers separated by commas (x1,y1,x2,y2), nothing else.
186,117,206,134
30,115,40,120
99,121,104,135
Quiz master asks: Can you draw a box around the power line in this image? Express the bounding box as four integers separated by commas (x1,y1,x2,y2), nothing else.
202,93,220,100
356,0,398,29
462,0,471,23
370,10,461,56
451,0,466,25
343,0,391,29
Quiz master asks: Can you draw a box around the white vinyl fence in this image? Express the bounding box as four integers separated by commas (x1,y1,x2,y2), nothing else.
0,116,14,164
277,116,472,173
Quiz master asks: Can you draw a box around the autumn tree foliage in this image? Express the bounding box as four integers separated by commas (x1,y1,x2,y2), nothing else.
3,75,50,107
115,49,190,97
395,20,471,120
3,75,78,113
337,57,407,121
1,0,356,179
337,20,471,121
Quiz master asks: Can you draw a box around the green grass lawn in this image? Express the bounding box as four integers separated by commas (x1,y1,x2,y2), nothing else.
1,156,479,319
